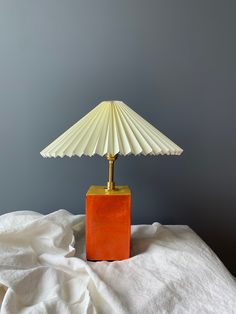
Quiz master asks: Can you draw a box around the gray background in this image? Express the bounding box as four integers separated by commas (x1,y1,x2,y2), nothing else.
0,0,235,274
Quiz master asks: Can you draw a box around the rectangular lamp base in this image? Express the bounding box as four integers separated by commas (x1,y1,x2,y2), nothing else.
86,185,131,261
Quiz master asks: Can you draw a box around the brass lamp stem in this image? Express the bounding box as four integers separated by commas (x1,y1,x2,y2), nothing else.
106,154,117,191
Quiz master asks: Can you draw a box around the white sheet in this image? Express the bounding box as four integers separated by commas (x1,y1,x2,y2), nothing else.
0,210,235,314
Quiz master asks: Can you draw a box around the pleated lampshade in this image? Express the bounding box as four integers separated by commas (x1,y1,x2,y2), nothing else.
40,100,183,158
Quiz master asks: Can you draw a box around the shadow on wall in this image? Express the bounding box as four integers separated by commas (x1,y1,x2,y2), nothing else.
119,155,236,275
170,197,236,276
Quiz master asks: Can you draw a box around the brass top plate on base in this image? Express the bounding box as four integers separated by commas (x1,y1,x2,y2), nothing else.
86,185,131,196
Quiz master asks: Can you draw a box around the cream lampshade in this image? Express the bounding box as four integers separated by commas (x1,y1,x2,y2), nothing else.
40,100,183,190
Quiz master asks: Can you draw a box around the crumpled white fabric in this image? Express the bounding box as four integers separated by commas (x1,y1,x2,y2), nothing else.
0,210,235,314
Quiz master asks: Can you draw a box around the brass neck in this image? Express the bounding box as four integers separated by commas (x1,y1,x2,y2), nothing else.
106,154,117,191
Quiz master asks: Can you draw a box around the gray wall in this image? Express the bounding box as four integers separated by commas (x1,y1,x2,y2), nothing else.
0,1,235,274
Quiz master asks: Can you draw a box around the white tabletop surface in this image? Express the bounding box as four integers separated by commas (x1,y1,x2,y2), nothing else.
0,209,235,314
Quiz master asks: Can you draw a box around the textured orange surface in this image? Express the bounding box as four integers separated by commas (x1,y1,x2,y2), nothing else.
86,186,131,261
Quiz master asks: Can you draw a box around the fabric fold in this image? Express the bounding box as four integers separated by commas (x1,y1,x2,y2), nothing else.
0,210,235,314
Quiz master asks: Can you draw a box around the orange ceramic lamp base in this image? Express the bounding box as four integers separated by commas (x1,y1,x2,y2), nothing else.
86,185,131,261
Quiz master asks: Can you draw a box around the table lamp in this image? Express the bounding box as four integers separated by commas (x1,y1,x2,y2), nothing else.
40,100,183,261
